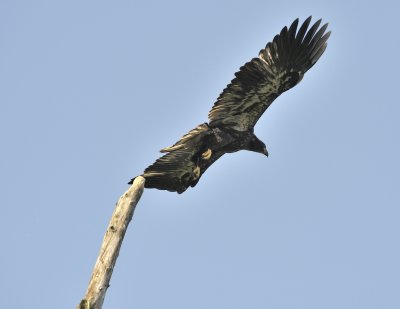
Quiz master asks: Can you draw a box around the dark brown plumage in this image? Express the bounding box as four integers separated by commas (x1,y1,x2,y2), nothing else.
129,16,330,193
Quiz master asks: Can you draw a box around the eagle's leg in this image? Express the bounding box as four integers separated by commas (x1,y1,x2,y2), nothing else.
193,166,201,179
201,148,212,160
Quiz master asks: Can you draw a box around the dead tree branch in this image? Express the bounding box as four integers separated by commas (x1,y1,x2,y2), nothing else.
77,176,145,309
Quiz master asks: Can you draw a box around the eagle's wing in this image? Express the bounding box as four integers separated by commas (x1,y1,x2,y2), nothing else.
160,123,211,153
208,16,330,131
137,148,198,194
129,124,214,193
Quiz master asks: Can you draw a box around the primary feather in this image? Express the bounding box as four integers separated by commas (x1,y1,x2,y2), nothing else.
129,16,330,193
208,16,330,131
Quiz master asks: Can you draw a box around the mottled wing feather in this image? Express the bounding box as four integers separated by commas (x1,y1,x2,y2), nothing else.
208,16,330,131
141,148,198,193
208,58,279,131
132,123,213,193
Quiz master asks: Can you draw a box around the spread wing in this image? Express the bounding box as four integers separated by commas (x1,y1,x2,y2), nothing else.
160,123,211,153
137,148,199,194
208,16,330,131
129,124,214,193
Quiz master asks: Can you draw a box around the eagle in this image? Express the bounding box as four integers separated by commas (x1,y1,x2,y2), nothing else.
129,16,330,193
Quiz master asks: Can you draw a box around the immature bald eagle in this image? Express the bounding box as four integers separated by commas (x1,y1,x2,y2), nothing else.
129,16,330,193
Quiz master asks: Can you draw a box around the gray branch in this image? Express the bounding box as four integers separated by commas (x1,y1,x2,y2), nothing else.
77,176,145,309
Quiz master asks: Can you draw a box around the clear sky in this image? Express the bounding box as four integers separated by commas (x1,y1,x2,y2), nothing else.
1,0,400,308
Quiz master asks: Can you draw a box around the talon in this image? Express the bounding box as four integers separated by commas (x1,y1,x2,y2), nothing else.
193,166,201,179
201,148,212,160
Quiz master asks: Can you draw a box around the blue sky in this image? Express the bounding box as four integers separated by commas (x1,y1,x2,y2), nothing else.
1,0,400,308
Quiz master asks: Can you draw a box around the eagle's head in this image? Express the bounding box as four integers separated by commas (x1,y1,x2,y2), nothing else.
247,134,269,157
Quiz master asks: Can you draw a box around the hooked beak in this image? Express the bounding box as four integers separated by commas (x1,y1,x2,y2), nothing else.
263,147,269,157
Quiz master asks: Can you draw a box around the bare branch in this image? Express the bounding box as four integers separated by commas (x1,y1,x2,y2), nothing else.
77,176,145,309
